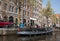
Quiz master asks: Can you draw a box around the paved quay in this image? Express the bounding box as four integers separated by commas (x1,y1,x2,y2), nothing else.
0,28,18,30
0,28,18,35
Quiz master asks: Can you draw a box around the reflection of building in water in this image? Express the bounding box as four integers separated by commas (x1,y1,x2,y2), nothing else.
0,36,3,41
0,34,56,41
2,36,17,41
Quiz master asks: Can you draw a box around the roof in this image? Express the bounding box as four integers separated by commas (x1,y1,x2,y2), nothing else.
54,14,60,18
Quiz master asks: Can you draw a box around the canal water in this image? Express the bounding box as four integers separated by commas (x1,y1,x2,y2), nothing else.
0,31,60,41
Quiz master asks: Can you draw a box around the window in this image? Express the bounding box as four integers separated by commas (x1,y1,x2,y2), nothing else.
11,6,14,12
10,0,13,2
23,10,26,18
16,0,18,5
15,7,18,13
23,0,26,7
27,5,30,9
9,0,14,4
23,10,26,16
9,5,14,12
4,3,7,10
27,12,29,16
24,10,25,15
25,11,26,15
23,10,25,17
9,5,11,11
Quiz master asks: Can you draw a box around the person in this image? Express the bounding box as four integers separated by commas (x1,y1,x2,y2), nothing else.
35,25,37,28
53,23,56,27
36,25,39,28
43,24,45,27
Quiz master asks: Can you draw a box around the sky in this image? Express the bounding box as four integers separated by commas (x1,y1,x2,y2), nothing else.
42,0,60,14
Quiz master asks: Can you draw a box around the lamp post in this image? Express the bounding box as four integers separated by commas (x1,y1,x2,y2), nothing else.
18,2,21,27
18,1,24,28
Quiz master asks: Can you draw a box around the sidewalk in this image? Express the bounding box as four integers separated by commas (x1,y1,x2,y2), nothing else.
0,28,18,30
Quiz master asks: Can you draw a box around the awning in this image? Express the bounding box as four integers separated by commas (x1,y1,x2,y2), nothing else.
30,17,37,20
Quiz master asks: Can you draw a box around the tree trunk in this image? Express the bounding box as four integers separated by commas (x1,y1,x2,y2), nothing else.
46,17,49,27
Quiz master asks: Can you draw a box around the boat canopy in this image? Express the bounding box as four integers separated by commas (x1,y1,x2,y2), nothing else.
30,17,37,21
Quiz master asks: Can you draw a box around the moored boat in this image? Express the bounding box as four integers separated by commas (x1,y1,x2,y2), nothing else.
17,27,53,35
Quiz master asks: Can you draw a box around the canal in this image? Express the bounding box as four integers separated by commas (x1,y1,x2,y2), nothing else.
0,31,60,41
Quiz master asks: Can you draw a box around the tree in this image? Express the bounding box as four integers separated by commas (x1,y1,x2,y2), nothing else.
42,0,54,27
29,0,37,9
52,14,57,24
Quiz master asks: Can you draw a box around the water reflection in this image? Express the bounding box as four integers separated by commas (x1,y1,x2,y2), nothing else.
0,31,60,41
17,35,47,41
0,35,17,41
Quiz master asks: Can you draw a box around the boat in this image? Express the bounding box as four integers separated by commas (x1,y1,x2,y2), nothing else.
17,27,53,35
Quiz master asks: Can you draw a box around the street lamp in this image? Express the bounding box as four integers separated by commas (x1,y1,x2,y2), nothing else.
18,1,24,28
18,2,21,26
